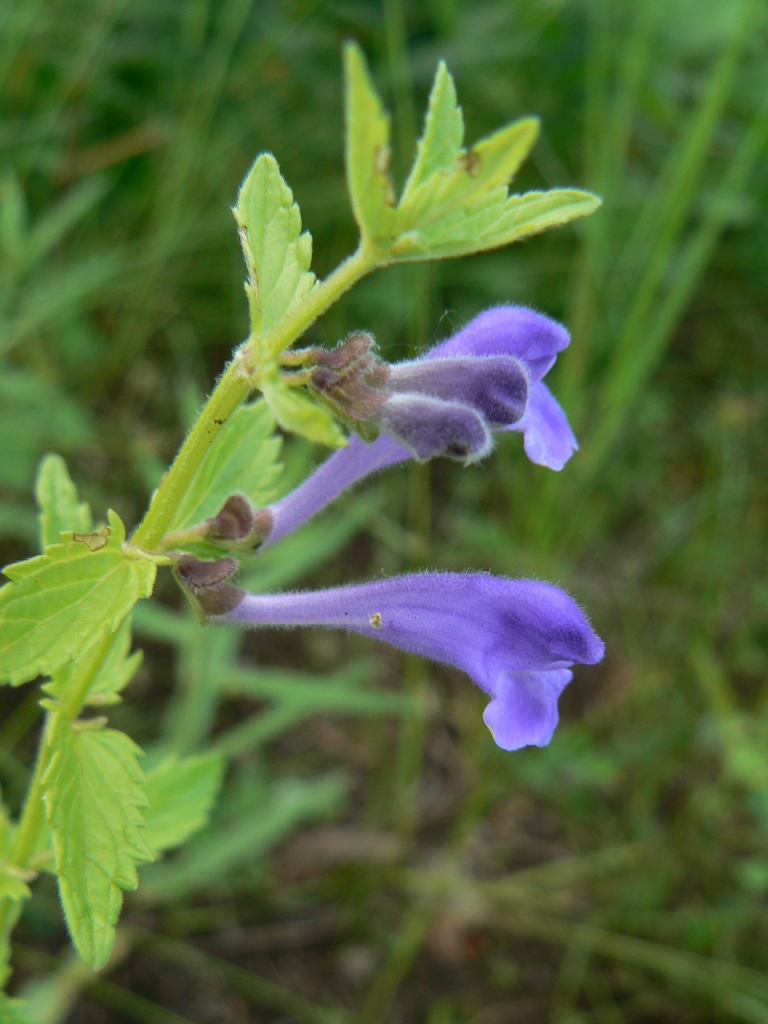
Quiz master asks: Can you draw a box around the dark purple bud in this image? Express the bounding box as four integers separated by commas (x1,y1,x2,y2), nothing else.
377,394,492,463
389,354,528,426
207,495,254,542
195,582,246,617
205,495,272,549
175,555,245,616
176,554,239,590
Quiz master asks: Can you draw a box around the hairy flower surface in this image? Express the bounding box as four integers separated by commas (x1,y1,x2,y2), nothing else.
263,305,576,547
202,573,604,751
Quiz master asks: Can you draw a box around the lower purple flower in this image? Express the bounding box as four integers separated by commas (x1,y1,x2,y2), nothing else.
204,572,604,751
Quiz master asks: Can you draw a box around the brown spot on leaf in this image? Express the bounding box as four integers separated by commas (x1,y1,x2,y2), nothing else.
459,149,481,177
72,527,110,551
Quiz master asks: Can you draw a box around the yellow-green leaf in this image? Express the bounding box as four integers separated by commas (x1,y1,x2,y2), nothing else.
167,400,283,535
35,454,92,551
0,870,31,903
0,994,36,1024
234,154,316,353
43,720,154,969
144,754,224,854
400,61,464,205
0,511,158,687
390,188,601,262
262,375,347,448
342,50,600,265
343,42,397,245
44,616,142,707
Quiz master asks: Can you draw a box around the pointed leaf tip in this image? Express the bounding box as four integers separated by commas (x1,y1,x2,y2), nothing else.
343,41,396,243
44,722,154,968
235,153,317,346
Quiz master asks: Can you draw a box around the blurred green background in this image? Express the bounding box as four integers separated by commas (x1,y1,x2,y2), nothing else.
1,0,767,1020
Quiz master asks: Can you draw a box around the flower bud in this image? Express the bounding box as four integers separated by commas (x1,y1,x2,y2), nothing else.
305,332,391,422
377,393,492,463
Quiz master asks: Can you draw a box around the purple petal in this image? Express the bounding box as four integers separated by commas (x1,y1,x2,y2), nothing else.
483,669,572,750
263,434,408,549
389,354,529,427
378,394,492,463
506,382,578,471
429,306,570,383
214,573,604,749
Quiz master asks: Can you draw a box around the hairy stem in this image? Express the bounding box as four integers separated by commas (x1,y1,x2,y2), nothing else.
132,245,376,551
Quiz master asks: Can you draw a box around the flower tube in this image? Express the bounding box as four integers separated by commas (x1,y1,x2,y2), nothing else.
199,572,604,750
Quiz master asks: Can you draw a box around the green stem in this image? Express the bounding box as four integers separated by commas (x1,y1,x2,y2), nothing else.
0,631,119,979
132,245,376,551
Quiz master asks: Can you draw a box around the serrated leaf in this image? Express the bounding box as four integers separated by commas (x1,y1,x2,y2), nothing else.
0,511,158,687
44,617,142,706
262,375,347,448
234,154,316,352
399,115,540,228
143,754,224,854
343,42,397,244
391,188,601,262
43,720,154,969
167,400,283,535
343,51,599,264
35,453,92,551
400,61,464,203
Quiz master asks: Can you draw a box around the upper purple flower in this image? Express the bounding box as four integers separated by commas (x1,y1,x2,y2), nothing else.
262,306,577,547
199,572,604,751
426,306,577,470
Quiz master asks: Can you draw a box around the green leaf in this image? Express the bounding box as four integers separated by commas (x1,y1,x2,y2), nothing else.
0,869,31,903
234,153,316,353
167,400,283,534
44,616,142,707
343,49,601,263
400,61,464,203
143,754,224,854
343,41,397,245
0,994,36,1024
35,454,92,551
391,188,601,262
261,375,346,448
43,719,154,969
0,511,158,687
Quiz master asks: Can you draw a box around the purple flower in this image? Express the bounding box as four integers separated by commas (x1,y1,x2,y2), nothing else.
428,306,577,470
305,330,530,464
200,572,604,751
262,306,576,548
